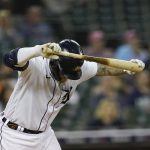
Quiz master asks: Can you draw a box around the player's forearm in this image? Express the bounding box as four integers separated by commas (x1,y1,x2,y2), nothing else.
3,42,61,70
96,64,126,76
17,45,42,66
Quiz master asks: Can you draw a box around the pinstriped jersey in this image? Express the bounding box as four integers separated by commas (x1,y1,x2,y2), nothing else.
4,56,98,131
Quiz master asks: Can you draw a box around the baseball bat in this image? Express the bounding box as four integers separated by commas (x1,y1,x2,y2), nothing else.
50,50,144,72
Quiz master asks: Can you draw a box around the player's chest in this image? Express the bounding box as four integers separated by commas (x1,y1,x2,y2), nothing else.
46,78,78,106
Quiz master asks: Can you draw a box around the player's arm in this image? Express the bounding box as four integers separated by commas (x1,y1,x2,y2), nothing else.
96,64,125,76
96,59,145,76
3,43,60,71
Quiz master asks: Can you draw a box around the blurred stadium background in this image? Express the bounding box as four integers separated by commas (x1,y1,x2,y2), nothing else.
0,0,150,149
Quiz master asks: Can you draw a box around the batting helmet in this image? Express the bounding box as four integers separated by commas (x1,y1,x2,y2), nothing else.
50,39,84,80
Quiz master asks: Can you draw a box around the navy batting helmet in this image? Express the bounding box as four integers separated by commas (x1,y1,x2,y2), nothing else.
58,39,84,80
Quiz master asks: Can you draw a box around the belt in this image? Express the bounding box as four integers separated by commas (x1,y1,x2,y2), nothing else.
2,117,42,134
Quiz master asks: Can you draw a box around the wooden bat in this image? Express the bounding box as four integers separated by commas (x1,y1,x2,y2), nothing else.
49,50,144,72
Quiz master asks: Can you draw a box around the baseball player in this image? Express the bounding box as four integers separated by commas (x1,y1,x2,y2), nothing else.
0,39,145,150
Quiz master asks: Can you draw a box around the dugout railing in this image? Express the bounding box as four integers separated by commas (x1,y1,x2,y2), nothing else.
56,129,150,150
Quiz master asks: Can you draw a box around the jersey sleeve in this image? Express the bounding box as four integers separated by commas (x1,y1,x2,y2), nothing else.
78,61,98,83
18,56,44,77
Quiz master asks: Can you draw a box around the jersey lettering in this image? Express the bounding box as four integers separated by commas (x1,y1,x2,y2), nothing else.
61,86,72,104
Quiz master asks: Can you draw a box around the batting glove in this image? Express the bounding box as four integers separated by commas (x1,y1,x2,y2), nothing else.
41,42,61,59
124,59,145,75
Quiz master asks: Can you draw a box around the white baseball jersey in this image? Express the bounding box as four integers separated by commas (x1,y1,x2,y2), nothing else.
4,57,97,131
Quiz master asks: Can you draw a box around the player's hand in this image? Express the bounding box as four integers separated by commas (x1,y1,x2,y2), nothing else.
124,59,145,75
41,42,61,59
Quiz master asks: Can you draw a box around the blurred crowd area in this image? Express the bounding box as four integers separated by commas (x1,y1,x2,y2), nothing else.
0,0,150,131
